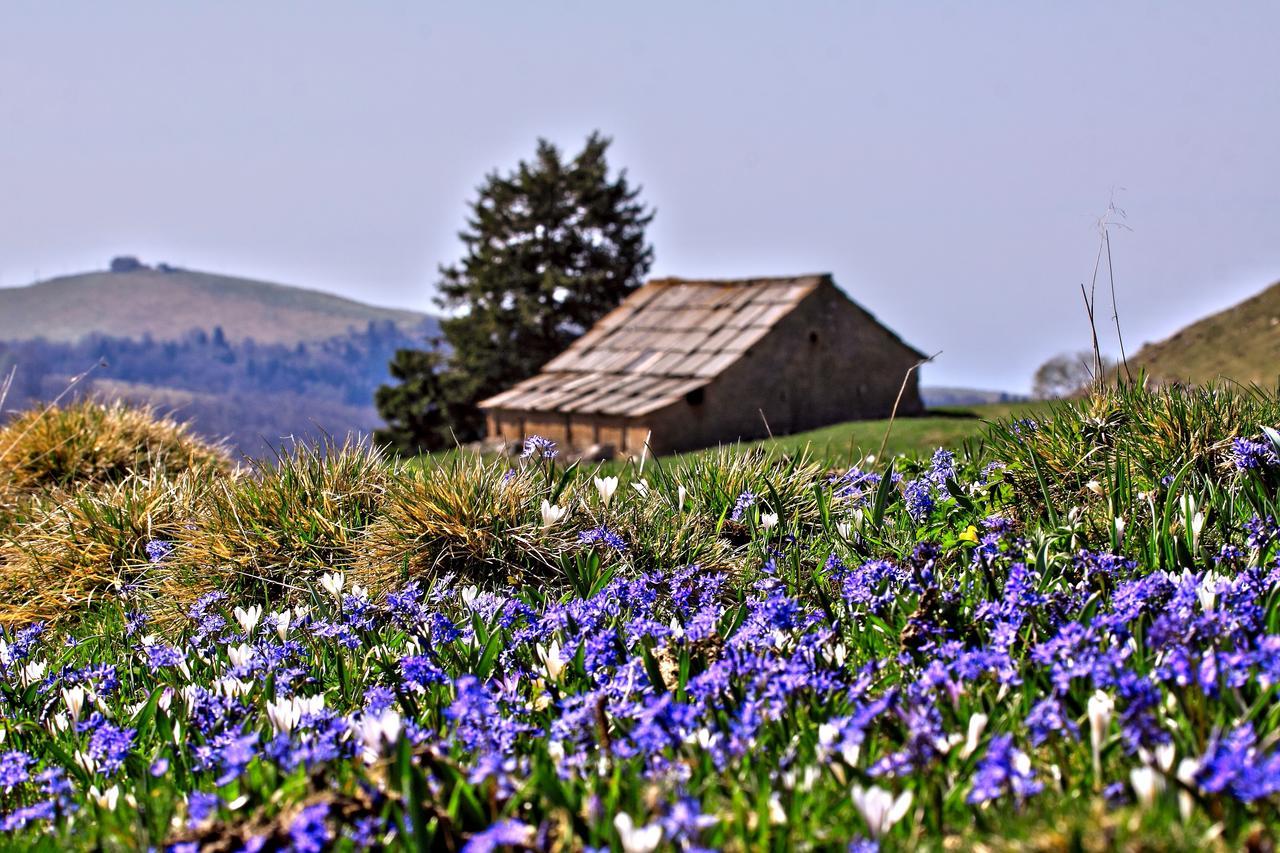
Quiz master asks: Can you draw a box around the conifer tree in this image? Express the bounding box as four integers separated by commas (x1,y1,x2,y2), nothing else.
376,132,654,451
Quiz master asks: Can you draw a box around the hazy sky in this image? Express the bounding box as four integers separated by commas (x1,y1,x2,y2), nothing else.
2,2,1277,392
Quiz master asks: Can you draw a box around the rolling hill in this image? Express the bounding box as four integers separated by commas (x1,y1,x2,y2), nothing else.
0,258,436,454
0,258,427,344
1126,279,1280,386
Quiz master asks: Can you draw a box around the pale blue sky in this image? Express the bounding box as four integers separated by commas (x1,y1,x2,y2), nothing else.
2,2,1277,392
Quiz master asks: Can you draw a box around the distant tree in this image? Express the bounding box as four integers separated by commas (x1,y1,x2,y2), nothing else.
1032,351,1113,399
373,346,463,454
109,256,145,273
376,132,655,451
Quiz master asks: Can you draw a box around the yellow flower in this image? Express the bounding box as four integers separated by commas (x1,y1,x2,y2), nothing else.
959,525,979,543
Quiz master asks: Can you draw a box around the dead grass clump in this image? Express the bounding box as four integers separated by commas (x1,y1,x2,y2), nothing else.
163,439,392,605
352,454,580,593
0,472,205,627
0,398,230,494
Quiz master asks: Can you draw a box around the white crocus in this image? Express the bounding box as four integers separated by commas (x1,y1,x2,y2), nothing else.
460,585,479,609
233,605,262,634
537,640,567,681
613,812,663,853
961,712,989,759
320,571,345,600
850,784,912,838
1131,765,1164,810
677,484,688,511
760,512,779,530
1177,757,1199,821
540,500,566,529
73,750,97,775
20,660,46,688
768,793,787,825
62,685,86,723
272,609,292,642
227,643,255,669
594,475,619,506
632,479,650,498
266,698,302,734
1197,572,1224,613
1088,690,1114,779
89,784,120,810
359,708,402,763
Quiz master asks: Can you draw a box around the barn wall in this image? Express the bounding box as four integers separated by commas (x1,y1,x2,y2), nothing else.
486,409,653,455
644,281,924,453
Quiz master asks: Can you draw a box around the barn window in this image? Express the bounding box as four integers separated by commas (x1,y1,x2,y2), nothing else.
685,388,705,406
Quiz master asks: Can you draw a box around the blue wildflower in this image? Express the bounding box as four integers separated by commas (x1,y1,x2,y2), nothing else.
579,526,626,552
520,435,557,459
289,802,331,853
144,539,175,564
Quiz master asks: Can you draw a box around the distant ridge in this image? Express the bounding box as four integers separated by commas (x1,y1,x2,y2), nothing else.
0,258,428,345
1126,280,1280,387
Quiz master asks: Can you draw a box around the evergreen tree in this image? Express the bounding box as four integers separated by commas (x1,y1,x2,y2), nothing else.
376,132,654,451
373,346,462,453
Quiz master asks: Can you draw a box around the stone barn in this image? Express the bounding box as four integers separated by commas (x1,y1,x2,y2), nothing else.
478,274,925,456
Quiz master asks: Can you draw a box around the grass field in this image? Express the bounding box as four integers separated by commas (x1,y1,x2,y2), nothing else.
0,388,1278,849
727,401,1046,464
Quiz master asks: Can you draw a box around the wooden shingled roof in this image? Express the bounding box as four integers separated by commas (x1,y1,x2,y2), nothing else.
478,274,828,418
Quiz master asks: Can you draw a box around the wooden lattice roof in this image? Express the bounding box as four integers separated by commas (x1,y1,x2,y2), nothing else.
479,274,889,418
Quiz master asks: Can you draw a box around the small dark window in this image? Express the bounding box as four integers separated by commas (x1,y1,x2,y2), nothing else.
685,388,705,406
809,331,819,344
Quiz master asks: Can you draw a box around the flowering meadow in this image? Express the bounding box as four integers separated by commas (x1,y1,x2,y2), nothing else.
1,388,1280,850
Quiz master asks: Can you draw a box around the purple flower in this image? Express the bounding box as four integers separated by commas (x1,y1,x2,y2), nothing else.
187,791,221,829
145,539,175,564
578,526,626,552
520,435,557,459
289,802,331,853
401,655,447,691
0,752,32,791
903,479,935,521
730,489,756,522
968,734,1042,805
461,819,534,853
87,722,135,777
1231,437,1278,471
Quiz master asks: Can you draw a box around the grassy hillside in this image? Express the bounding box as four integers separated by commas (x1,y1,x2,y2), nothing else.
732,401,1045,463
1127,279,1280,386
0,387,1278,848
0,264,428,345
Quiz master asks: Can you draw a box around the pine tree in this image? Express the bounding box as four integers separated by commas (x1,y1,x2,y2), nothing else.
373,345,462,453
376,132,654,451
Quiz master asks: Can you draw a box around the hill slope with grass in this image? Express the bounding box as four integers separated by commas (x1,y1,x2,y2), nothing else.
0,262,428,345
0,260,437,453
1,389,1279,848
1127,279,1280,386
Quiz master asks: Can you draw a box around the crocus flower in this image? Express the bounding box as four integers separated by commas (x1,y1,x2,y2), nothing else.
540,500,566,528
594,475,619,506
613,812,662,853
1088,690,1114,779
320,572,345,600
850,784,912,838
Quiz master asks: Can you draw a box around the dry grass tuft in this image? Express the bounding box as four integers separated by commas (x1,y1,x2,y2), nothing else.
159,439,392,606
352,454,580,593
0,398,230,495
0,472,206,626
